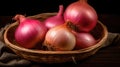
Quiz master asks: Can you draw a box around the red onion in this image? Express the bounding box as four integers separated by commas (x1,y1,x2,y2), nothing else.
43,25,76,51
73,32,96,49
64,0,98,32
44,5,65,29
14,14,47,48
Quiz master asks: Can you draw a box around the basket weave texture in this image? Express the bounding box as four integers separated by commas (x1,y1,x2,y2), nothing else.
3,13,108,64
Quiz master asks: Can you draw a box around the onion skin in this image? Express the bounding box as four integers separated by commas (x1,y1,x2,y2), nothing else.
14,15,47,48
64,0,98,32
73,32,96,50
44,25,76,51
44,5,65,29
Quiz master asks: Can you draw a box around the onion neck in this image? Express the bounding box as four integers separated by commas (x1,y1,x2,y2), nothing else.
13,14,26,23
57,5,64,17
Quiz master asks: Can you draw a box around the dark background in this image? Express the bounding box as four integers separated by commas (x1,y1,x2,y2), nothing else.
0,0,120,16
0,0,120,33
0,0,120,67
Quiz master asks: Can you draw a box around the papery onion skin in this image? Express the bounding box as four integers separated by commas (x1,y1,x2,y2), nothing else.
73,32,96,50
44,25,76,51
64,0,98,32
14,14,47,48
44,5,65,29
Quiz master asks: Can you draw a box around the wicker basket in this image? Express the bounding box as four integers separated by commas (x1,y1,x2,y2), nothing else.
3,13,108,64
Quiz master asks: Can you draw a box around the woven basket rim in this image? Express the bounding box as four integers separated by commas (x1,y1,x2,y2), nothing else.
3,20,108,54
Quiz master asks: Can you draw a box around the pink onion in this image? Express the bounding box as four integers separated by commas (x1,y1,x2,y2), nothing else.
44,5,65,29
73,32,96,49
43,25,76,51
14,14,47,48
64,0,98,32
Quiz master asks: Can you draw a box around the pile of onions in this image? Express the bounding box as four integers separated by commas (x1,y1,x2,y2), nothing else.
44,5,65,29
62,0,98,49
14,14,47,49
64,0,98,32
13,0,98,50
43,25,76,51
43,23,96,51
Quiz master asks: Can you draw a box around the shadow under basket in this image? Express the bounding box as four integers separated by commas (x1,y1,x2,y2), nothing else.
3,13,108,64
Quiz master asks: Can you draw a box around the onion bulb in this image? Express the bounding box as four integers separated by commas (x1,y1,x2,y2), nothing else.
44,5,65,29
64,0,98,32
43,25,76,51
14,14,47,48
73,32,96,49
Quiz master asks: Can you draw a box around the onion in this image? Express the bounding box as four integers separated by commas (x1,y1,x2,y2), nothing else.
44,5,65,29
43,25,76,51
14,14,47,48
73,31,96,49
64,0,98,32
